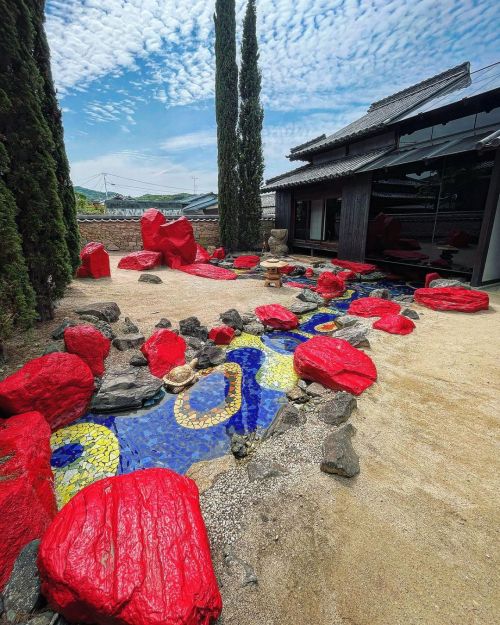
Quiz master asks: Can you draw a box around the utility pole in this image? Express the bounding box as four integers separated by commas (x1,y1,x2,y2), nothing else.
192,176,198,195
102,172,109,199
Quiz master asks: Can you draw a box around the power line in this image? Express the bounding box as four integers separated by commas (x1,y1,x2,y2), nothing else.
104,172,194,193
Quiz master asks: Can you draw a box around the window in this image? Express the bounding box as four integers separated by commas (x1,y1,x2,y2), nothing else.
293,197,341,243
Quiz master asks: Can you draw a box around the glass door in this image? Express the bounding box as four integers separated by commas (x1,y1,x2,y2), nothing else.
309,199,324,240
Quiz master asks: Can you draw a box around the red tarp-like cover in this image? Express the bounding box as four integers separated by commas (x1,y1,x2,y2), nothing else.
348,297,401,318
315,272,346,298
141,330,186,378
414,287,489,313
140,209,167,253
157,217,197,269
118,251,163,271
76,242,110,279
331,259,377,274
178,264,237,280
294,336,377,395
255,304,299,330
233,255,260,269
194,244,211,264
373,314,416,335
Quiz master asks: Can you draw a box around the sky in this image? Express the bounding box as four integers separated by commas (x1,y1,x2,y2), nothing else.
45,0,499,197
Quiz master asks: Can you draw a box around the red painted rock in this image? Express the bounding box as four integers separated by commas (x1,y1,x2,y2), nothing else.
0,353,94,431
414,287,489,313
0,412,57,591
331,260,377,274
157,217,197,269
233,255,260,269
178,264,237,280
210,247,226,260
294,337,377,395
64,325,111,377
425,272,441,288
337,270,356,282
348,297,401,318
208,326,235,345
76,243,110,279
305,268,314,278
194,244,211,264
118,251,163,271
279,265,295,275
141,329,186,378
255,304,299,330
373,314,415,335
140,209,167,253
38,468,222,625
315,272,346,298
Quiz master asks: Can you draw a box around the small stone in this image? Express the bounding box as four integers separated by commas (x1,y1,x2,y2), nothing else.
369,288,391,299
112,333,145,351
243,322,265,336
184,336,205,351
91,320,116,340
429,278,469,289
286,386,309,404
75,302,121,322
51,318,76,340
196,345,226,369
26,612,55,625
241,312,257,325
290,266,306,277
230,433,250,459
129,353,148,367
289,301,318,315
334,315,361,329
306,382,329,397
247,459,288,482
179,317,208,341
297,379,308,391
138,273,162,284
297,289,323,304
155,318,172,329
318,392,357,426
43,341,64,355
321,423,360,477
362,271,387,281
78,314,101,324
264,403,306,438
3,540,42,617
220,309,243,330
121,317,139,334
401,308,420,320
90,366,163,412
333,325,370,348
393,294,414,304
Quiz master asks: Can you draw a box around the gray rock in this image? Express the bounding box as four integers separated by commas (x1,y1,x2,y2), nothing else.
290,266,306,277
155,318,172,329
241,312,257,325
196,345,226,369
223,549,258,587
297,379,308,390
112,333,145,351
121,317,139,334
335,315,361,329
306,382,329,398
3,540,41,617
369,288,391,299
429,278,469,289
91,320,116,340
179,317,208,341
184,335,205,351
129,352,148,367
393,294,414,304
401,308,420,320
321,423,360,477
297,289,324,304
78,314,101,324
220,309,243,330
334,325,370,348
43,341,64,355
286,386,309,404
75,302,121,322
318,392,357,426
247,459,288,482
264,403,306,439
51,318,76,340
185,347,199,363
138,273,162,284
361,271,387,281
243,322,265,336
90,366,163,412
26,612,56,625
289,300,318,315
230,433,250,459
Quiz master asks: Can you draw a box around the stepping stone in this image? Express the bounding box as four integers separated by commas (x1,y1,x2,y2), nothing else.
321,423,360,477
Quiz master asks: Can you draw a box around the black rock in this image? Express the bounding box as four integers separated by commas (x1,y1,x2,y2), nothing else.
155,318,172,329
121,317,140,334
92,320,116,340
75,302,121,322
112,334,145,351
321,423,360,477
2,540,42,619
264,403,306,439
138,273,162,284
184,335,205,351
220,309,243,331
318,392,357,426
90,366,163,412
243,322,265,336
129,353,148,367
196,345,226,369
369,288,391,299
230,433,250,459
179,316,201,335
402,308,420,320
51,318,76,340
290,266,306,277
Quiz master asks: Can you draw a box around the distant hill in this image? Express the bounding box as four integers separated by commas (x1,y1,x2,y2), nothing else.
74,186,107,201
136,193,194,202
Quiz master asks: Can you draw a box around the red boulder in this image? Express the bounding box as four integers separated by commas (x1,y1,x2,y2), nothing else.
294,336,377,395
118,251,163,271
64,325,111,377
424,272,441,288
157,217,197,269
76,242,110,279
305,268,314,278
141,329,186,378
178,264,237,280
0,353,94,431
331,260,377,274
315,272,346,298
0,412,57,591
414,287,489,313
208,326,235,345
373,314,415,335
233,255,260,269
140,209,167,253
348,297,401,318
255,304,299,330
210,247,226,260
194,244,211,264
38,468,222,625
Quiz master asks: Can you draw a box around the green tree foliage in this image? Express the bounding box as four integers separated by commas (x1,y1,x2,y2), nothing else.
30,0,80,271
214,0,239,250
75,192,105,214
238,0,264,249
0,0,72,320
0,144,36,356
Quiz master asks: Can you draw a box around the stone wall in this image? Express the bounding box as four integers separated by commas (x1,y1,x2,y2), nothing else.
77,216,275,252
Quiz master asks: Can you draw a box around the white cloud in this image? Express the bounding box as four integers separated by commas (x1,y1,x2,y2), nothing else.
160,130,216,152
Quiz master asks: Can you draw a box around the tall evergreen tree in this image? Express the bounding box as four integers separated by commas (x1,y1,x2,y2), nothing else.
0,0,72,320
30,0,80,272
0,144,37,360
214,0,239,250
238,0,264,249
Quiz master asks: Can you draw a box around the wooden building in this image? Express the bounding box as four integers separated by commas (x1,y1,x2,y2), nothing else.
264,62,500,286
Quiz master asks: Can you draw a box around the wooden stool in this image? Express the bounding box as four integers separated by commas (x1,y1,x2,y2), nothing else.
261,259,288,288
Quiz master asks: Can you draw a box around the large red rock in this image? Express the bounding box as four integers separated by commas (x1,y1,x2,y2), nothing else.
0,412,57,591
0,353,94,431
414,287,489,313
38,469,222,625
140,209,167,253
76,243,110,279
141,329,186,378
208,326,235,345
255,304,299,330
331,260,377,274
233,255,260,269
118,251,163,271
157,217,197,269
178,264,237,280
294,336,377,395
64,325,111,377
373,314,415,335
348,297,401,318
315,272,346,298
194,244,211,264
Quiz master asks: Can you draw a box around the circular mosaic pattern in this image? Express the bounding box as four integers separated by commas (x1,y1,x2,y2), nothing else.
51,423,120,509
174,362,242,430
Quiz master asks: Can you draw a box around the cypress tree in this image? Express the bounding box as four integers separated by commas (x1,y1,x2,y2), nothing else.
0,0,72,320
0,143,37,360
214,0,239,250
30,0,80,272
238,0,264,249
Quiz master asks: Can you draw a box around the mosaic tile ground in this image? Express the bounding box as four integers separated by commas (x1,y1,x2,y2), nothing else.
50,279,416,507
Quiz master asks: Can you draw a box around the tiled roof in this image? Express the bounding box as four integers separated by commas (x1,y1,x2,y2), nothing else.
260,192,276,208
289,62,471,160
263,149,389,191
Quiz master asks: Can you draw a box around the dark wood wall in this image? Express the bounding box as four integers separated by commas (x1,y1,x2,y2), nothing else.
275,190,292,232
337,173,372,261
